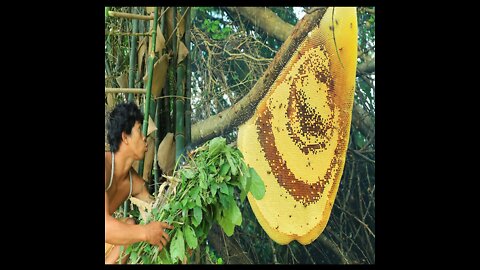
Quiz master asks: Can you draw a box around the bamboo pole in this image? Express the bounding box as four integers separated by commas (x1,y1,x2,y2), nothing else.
175,62,186,162
138,7,159,177
107,11,154,21
170,7,177,133
128,8,139,102
184,7,192,146
175,7,186,163
105,88,146,94
105,30,152,36
105,7,109,24
153,7,167,195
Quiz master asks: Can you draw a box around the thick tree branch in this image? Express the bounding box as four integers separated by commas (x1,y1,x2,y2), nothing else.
357,58,375,75
352,103,375,144
225,7,294,42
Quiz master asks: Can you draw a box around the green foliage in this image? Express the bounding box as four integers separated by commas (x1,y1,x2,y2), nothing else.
126,136,265,264
205,244,223,264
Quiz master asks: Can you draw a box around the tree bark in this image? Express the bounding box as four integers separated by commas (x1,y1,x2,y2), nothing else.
357,58,375,75
225,7,294,42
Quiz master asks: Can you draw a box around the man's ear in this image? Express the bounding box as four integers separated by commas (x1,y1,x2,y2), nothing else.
121,131,129,145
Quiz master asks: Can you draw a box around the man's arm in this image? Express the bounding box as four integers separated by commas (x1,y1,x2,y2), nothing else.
105,192,173,248
130,168,154,203
105,192,146,246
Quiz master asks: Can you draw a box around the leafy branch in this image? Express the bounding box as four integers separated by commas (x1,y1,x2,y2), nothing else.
126,136,265,264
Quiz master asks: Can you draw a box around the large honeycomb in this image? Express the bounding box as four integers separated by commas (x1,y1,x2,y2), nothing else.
238,7,358,245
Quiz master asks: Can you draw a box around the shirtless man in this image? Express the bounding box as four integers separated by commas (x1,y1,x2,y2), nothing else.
105,102,173,264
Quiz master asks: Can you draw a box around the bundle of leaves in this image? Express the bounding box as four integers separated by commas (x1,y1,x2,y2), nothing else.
125,137,265,264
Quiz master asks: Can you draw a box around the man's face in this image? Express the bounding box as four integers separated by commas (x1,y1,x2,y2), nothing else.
127,121,147,160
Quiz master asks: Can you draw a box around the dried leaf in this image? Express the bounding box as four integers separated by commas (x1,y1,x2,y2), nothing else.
147,18,154,57
129,197,153,222
147,116,157,136
176,11,185,39
137,37,147,76
116,73,128,88
157,133,175,176
142,135,155,180
177,41,189,64
155,25,166,53
106,93,115,111
143,54,169,98
165,8,174,43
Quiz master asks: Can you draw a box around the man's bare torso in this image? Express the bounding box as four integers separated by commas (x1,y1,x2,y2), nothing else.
105,152,131,215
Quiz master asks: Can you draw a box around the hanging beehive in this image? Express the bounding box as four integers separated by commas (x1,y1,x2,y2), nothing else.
237,7,358,245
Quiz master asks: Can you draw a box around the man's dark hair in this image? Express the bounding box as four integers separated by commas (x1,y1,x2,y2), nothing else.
107,102,144,153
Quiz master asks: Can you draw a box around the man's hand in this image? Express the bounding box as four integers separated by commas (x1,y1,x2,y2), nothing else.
144,221,174,250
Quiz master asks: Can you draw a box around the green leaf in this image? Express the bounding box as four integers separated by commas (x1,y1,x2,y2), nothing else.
184,225,198,249
249,167,265,200
158,248,172,264
193,206,203,227
142,254,151,264
199,169,208,189
235,148,244,158
218,215,235,236
219,193,230,208
240,189,247,203
239,173,247,191
170,229,185,263
129,251,138,263
225,150,237,176
182,168,195,179
187,200,196,209
195,195,202,207
181,196,189,207
208,137,226,158
219,163,230,176
219,182,229,194
211,182,218,196
225,198,242,225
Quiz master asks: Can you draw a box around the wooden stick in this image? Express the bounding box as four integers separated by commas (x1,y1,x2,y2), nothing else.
107,11,154,21
105,87,146,94
105,30,152,36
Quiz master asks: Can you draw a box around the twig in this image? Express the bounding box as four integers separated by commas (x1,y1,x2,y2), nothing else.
269,238,279,264
351,149,375,164
318,234,350,264
153,95,192,100
334,204,375,238
288,245,298,263
303,245,315,264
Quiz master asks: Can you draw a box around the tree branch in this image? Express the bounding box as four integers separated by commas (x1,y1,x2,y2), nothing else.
357,58,375,75
225,7,294,42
